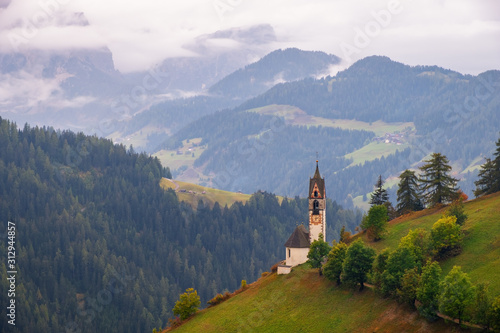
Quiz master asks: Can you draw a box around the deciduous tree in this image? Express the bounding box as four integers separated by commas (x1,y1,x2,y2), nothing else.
431,216,462,257
381,246,419,296
341,239,376,291
307,233,331,276
491,295,500,330
398,267,420,307
361,205,388,241
438,266,475,325
323,241,348,284
416,260,442,320
473,283,492,330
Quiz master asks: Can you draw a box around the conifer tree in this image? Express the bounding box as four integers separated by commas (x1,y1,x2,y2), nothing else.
475,134,500,197
474,158,497,197
369,175,389,206
494,134,500,192
419,153,459,206
396,169,423,214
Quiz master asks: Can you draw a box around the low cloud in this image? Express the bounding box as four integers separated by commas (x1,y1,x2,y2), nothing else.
0,0,498,74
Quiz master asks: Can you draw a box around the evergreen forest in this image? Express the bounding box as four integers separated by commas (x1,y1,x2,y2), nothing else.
0,117,361,332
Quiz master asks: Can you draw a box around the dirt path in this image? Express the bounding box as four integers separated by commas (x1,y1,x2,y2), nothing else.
166,178,179,191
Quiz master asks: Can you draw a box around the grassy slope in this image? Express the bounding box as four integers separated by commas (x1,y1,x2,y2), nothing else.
154,138,207,171
169,265,457,333
160,178,251,209
248,104,414,136
359,192,500,295
168,193,500,333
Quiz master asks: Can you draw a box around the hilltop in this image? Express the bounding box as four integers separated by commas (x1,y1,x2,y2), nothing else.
167,192,500,332
159,178,252,209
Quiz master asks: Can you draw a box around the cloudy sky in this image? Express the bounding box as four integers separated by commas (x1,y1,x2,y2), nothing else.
0,0,499,74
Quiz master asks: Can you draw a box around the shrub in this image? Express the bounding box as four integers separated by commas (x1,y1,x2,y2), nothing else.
431,216,462,258
399,228,431,265
445,199,468,226
361,205,388,241
172,288,201,320
207,292,231,307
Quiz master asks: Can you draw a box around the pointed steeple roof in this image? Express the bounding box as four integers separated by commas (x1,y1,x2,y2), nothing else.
309,160,325,198
284,225,310,248
313,160,321,179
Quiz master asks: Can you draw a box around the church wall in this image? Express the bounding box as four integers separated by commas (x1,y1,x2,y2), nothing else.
285,247,309,267
277,265,292,275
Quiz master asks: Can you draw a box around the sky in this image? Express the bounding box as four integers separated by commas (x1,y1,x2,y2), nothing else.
0,0,499,74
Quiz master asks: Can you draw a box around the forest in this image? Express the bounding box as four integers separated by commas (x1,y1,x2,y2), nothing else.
238,57,500,165
0,117,361,332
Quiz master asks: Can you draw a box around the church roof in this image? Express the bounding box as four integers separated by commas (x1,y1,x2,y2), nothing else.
284,225,310,248
309,161,325,198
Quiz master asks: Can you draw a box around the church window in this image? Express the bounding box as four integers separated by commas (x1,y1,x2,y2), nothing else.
314,190,318,198
288,248,291,257
313,200,319,215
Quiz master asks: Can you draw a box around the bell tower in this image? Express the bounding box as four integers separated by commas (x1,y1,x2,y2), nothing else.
309,160,326,243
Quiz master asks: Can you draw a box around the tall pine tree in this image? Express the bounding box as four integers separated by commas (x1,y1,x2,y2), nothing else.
369,175,389,206
495,135,500,192
474,134,500,197
419,153,459,206
396,169,423,214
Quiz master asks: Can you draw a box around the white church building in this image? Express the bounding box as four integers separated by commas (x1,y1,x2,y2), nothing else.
278,161,326,275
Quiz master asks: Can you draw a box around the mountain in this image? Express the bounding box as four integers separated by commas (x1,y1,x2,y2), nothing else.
208,48,340,101
162,57,500,207
166,192,500,332
126,24,278,93
0,22,278,136
113,48,341,153
0,116,361,332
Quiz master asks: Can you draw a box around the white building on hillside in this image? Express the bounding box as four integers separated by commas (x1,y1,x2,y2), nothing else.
278,161,326,275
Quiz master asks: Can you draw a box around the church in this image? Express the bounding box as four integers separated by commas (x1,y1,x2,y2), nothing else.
277,161,326,275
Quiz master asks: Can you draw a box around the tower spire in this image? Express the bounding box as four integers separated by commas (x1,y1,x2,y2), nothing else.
313,159,321,179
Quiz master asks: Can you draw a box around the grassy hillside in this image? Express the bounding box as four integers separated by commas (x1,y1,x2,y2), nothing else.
248,104,414,136
167,193,500,332
359,192,500,295
160,178,252,208
168,265,457,333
